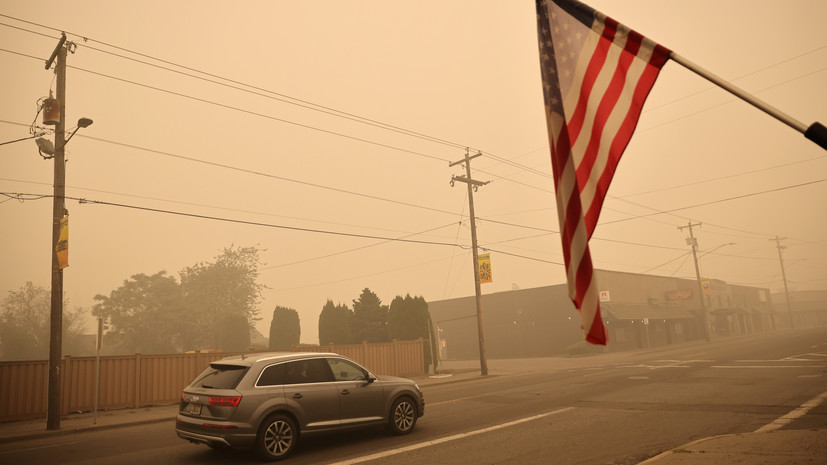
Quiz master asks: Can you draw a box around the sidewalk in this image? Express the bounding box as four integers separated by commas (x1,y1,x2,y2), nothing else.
0,368,483,444
1,367,824,465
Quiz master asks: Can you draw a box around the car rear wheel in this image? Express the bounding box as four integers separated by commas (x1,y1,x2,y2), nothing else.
388,397,417,435
256,414,297,461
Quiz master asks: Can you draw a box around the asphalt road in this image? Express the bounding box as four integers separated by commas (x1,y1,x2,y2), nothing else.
2,328,825,465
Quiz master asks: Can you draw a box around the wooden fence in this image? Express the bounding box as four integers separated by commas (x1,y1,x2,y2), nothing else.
0,339,424,422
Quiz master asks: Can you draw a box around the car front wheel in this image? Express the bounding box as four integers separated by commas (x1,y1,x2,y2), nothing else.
388,397,417,435
256,414,297,461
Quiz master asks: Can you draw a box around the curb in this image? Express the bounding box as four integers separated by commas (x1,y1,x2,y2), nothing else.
636,433,739,464
0,415,178,444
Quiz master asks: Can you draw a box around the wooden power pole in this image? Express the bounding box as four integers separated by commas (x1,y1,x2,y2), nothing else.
771,236,795,329
449,149,490,376
679,221,710,342
45,34,68,431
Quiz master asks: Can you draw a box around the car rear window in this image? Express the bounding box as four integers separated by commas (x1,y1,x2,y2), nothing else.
192,364,248,389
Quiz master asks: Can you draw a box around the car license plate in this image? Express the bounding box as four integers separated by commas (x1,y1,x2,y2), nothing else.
182,402,202,415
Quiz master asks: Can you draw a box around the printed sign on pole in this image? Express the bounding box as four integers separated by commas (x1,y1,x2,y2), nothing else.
478,253,492,283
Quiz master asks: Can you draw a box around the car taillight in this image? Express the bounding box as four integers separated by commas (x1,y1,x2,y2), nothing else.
209,396,241,407
202,423,239,429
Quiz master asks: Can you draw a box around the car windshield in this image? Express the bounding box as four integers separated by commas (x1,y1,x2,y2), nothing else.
191,364,247,389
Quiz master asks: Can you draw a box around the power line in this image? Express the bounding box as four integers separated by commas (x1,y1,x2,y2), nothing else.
2,17,825,197
2,22,824,261
0,19,470,154
75,46,469,152
4,152,823,256
3,35,821,210
601,178,827,225
68,64,452,163
273,255,457,292
478,176,827,244
1,191,469,249
2,188,812,286
479,247,564,267
615,154,827,199
0,177,457,237
638,67,827,134
76,133,460,217
0,15,470,151
1,115,463,219
261,222,460,270
642,44,827,114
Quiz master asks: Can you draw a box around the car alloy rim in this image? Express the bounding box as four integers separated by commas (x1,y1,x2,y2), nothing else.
264,419,293,456
394,401,415,431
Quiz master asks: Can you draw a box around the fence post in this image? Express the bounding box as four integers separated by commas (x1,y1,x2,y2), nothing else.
134,353,141,409
392,340,399,377
419,337,425,374
62,355,71,415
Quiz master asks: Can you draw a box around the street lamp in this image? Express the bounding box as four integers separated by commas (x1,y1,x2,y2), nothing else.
699,242,736,258
34,119,92,158
65,117,93,144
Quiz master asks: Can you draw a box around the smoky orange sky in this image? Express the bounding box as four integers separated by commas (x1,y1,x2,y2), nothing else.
2,0,825,344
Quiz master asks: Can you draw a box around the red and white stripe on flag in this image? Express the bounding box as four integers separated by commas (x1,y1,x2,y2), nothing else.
535,0,670,344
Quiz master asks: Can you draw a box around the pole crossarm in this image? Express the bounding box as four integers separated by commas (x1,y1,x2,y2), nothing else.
451,175,489,187
45,33,67,70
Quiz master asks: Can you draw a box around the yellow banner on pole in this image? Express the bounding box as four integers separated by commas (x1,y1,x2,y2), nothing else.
56,216,68,269
478,253,492,283
701,280,711,295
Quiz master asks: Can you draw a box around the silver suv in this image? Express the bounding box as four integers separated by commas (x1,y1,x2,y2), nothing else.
175,352,425,461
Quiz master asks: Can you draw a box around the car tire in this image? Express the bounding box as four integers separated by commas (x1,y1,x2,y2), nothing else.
387,396,417,435
256,413,298,461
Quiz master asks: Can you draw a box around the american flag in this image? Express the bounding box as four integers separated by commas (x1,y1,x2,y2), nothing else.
536,0,671,344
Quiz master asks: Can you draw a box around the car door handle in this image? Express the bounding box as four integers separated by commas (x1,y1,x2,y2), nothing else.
292,393,303,399
341,389,351,395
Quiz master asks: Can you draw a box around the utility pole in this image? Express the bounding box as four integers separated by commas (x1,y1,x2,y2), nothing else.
771,236,794,329
46,34,68,431
679,221,710,342
450,149,490,376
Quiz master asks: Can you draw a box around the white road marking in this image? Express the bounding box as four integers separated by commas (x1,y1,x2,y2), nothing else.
327,407,575,465
712,365,825,369
755,390,827,433
0,441,82,454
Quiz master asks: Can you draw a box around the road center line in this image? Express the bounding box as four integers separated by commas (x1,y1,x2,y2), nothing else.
712,365,826,369
428,394,484,407
327,407,575,465
1,441,82,455
755,390,827,433
583,368,618,377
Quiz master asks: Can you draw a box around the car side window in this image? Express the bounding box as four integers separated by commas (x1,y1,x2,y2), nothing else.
326,358,368,382
257,363,286,387
284,359,331,384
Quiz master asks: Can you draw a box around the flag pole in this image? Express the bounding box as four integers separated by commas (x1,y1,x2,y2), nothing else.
669,52,827,151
